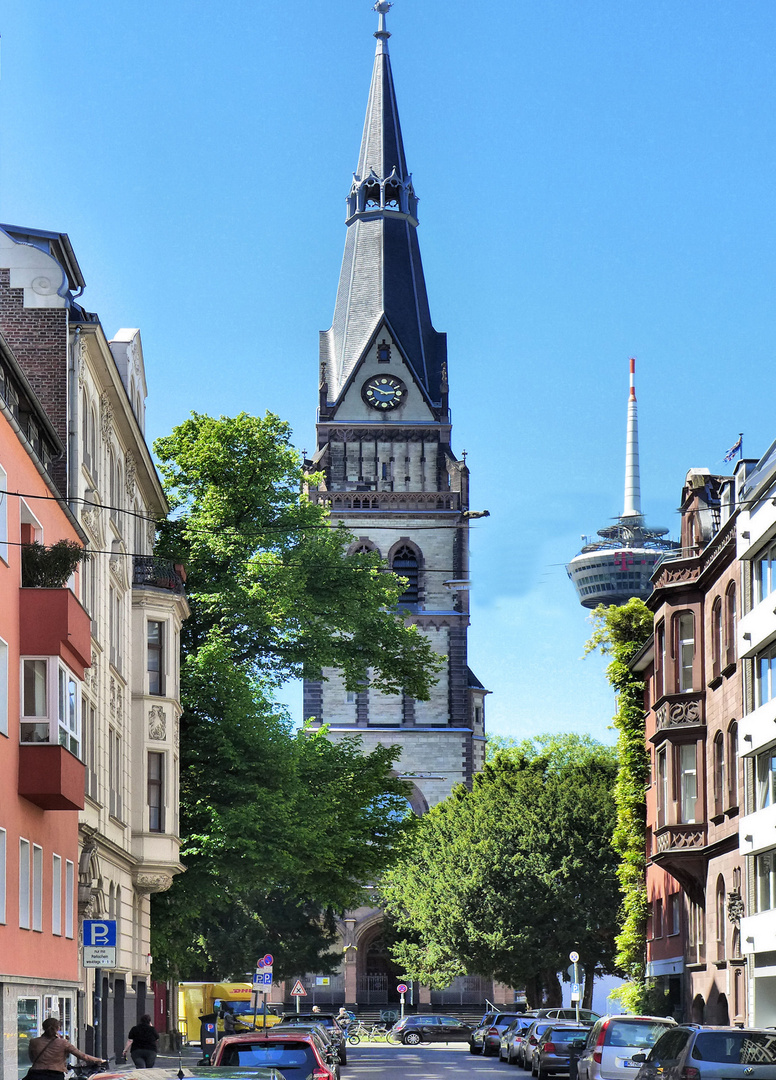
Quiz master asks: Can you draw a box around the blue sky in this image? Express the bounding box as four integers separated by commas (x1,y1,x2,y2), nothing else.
2,1,775,743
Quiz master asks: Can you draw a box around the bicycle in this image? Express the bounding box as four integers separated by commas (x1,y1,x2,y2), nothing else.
346,1022,392,1044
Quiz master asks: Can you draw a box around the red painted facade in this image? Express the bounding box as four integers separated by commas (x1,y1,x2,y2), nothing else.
0,400,86,983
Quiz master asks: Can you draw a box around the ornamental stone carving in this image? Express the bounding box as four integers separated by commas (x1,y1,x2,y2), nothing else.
149,705,166,741
125,450,137,500
656,697,703,730
100,392,114,442
110,677,117,717
728,888,745,924
77,335,88,387
133,871,173,894
656,827,706,854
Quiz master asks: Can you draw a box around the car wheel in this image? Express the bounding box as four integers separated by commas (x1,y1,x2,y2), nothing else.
469,1042,482,1055
538,1066,549,1080
403,1032,421,1046
339,1049,347,1066
484,1043,497,1057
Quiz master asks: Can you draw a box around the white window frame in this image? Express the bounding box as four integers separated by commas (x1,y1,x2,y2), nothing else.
756,747,776,811
20,657,82,757
52,853,62,935
0,636,7,737
0,463,7,563
679,743,698,824
65,860,74,938
0,828,6,923
755,641,776,710
677,612,695,692
756,849,776,913
19,838,30,929
32,844,42,932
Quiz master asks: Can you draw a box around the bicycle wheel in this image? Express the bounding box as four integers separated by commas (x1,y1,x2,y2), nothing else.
347,1033,360,1045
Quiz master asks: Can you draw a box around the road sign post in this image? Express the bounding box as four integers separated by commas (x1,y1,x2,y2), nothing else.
290,979,307,1014
397,984,408,1019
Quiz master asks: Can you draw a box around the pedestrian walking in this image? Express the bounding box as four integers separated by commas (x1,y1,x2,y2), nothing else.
122,1013,159,1069
26,1016,103,1080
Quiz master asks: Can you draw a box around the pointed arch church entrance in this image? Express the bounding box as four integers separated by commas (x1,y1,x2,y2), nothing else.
356,924,404,1004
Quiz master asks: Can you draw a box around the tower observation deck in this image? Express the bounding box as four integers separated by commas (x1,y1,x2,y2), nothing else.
567,359,679,609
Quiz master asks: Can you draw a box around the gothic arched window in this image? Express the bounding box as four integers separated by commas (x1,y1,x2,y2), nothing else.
392,545,419,606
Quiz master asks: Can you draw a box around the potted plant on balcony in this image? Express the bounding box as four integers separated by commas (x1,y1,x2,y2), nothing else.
21,540,87,588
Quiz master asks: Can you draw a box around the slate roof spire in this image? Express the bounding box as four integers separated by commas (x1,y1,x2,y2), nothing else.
320,2,447,408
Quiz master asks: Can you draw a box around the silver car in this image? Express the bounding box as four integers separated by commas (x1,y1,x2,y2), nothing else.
576,1015,676,1080
633,1025,776,1080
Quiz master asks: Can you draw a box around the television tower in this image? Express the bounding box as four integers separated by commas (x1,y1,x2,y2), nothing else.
566,359,678,608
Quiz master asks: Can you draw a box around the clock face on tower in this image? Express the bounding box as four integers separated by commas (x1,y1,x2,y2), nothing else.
362,374,407,410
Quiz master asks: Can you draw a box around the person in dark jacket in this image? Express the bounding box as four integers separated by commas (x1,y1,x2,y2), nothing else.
122,1014,159,1068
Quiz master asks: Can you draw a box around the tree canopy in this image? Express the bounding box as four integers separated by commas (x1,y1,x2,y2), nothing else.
379,734,619,1007
150,412,438,979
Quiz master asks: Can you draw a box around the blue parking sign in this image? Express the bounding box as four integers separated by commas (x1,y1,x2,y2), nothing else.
83,920,117,968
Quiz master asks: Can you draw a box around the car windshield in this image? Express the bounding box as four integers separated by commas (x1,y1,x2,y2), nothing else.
547,1027,590,1042
692,1032,776,1064
607,1021,671,1049
219,1042,317,1072
495,1014,520,1024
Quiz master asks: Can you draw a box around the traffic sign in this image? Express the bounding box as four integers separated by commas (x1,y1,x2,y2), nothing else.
571,983,581,1002
253,971,273,987
569,950,579,963
290,980,307,997
83,920,117,968
397,983,408,994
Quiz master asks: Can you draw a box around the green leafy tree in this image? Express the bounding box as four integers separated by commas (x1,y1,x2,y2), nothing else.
150,412,438,978
379,735,619,1007
585,598,654,1012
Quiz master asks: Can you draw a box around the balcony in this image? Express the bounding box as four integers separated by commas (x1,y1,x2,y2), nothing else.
18,744,85,811
653,823,708,903
650,692,705,743
19,588,91,679
132,557,186,594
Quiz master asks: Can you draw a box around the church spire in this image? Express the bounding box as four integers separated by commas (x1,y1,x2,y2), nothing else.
320,2,447,410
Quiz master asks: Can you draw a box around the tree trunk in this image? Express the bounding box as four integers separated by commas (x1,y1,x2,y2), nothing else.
524,975,542,1009
543,970,563,1006
583,964,596,1011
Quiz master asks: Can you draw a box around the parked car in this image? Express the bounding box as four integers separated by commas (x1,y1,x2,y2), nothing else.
576,1016,677,1080
207,1030,339,1080
520,1021,563,1069
533,1009,601,1022
390,1014,473,1045
272,1022,346,1067
500,1016,538,1064
633,1025,776,1080
470,1011,525,1056
279,1013,348,1065
531,1023,594,1079
94,1071,286,1080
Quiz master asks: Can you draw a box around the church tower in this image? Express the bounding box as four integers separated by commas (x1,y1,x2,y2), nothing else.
304,2,487,811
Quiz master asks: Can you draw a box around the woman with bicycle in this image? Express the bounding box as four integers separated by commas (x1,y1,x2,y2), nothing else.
26,1017,104,1080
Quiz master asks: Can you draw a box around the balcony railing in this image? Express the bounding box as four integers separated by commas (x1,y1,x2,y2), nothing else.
132,557,185,593
652,693,705,741
654,823,708,855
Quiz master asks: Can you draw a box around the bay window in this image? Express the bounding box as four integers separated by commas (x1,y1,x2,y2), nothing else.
20,658,81,757
756,746,776,810
676,612,695,692
756,849,776,912
679,743,698,824
754,540,776,605
657,746,668,829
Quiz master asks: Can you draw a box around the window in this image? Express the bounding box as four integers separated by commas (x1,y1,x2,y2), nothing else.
83,698,98,801
725,583,736,668
657,747,668,829
679,743,698,824
676,612,695,692
109,728,122,820
19,839,30,929
755,849,776,913
345,690,356,704
653,898,663,938
669,892,681,935
0,636,7,736
711,599,722,679
109,587,122,669
715,877,726,961
147,621,164,695
655,621,666,699
148,751,165,832
754,640,776,708
688,898,705,963
65,860,74,938
0,828,5,923
756,746,776,810
728,723,739,806
81,391,91,470
109,448,118,523
713,733,726,816
20,659,81,757
392,545,419,605
32,844,42,932
0,463,7,563
52,854,62,935
754,540,776,605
